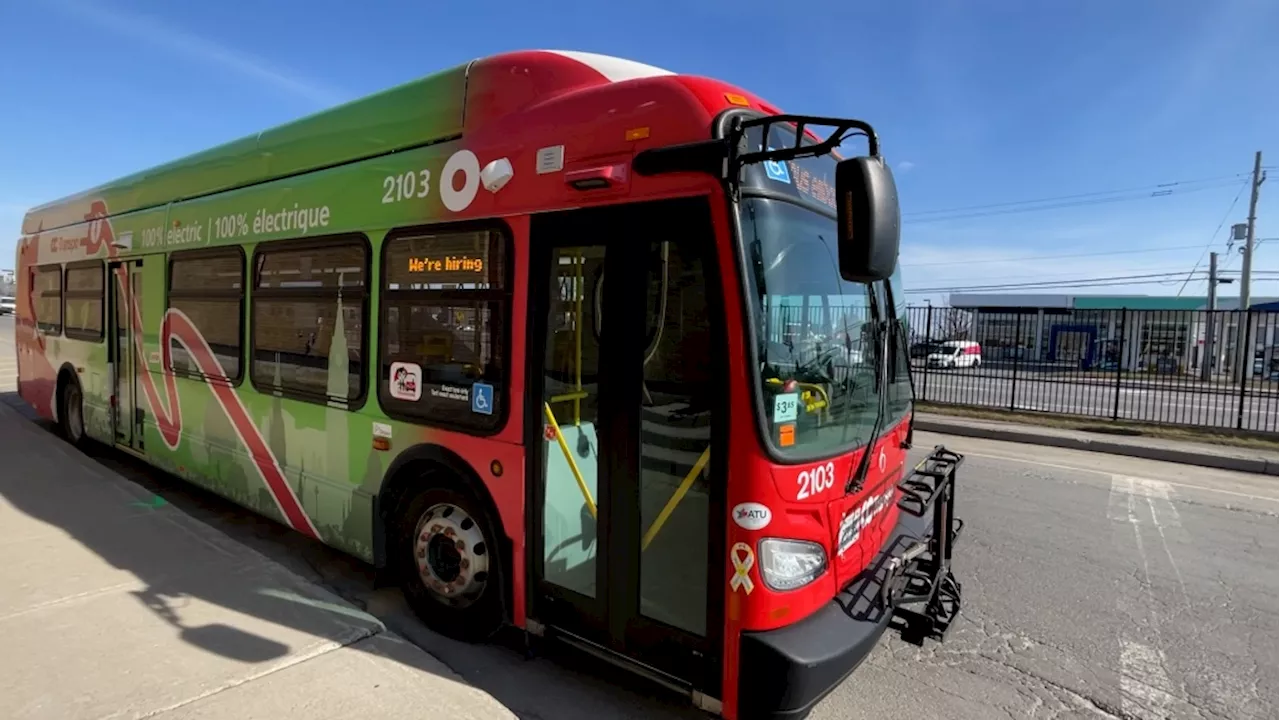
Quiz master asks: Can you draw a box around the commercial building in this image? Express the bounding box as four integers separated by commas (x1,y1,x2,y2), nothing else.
943,293,1279,376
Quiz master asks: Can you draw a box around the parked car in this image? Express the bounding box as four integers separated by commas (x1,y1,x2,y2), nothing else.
0,297,15,315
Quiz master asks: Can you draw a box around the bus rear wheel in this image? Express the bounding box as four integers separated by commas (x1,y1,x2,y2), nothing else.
395,484,504,642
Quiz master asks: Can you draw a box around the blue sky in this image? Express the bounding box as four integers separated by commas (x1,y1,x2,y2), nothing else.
2,0,1276,305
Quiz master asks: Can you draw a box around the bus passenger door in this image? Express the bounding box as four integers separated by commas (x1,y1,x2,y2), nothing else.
529,197,726,699
108,259,144,450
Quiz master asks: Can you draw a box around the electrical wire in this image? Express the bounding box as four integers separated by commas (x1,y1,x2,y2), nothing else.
904,271,1210,294
904,174,1249,217
917,262,1202,286
1176,178,1250,297
906,269,1280,294
903,176,1249,224
901,243,1208,269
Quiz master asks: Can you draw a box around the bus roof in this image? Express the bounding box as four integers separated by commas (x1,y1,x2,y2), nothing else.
21,50,685,236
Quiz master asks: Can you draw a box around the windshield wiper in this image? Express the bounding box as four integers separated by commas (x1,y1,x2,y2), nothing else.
846,319,888,494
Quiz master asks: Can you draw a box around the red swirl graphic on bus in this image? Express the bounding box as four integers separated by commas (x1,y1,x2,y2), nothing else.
86,203,319,540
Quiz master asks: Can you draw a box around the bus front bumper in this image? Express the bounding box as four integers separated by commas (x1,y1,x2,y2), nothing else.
736,446,964,720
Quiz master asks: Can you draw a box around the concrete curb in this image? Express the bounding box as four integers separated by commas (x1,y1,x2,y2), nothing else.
915,417,1280,477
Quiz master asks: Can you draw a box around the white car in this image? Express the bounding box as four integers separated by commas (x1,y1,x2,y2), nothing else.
0,297,15,315
926,340,983,369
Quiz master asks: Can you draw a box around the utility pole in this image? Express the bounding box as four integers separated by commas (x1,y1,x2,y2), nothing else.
1234,151,1266,381
1202,252,1219,381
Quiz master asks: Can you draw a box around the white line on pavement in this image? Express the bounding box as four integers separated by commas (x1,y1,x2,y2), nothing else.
1109,475,1181,719
956,450,1280,502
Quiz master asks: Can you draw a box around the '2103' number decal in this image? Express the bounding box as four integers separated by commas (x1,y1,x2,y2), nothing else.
796,462,836,500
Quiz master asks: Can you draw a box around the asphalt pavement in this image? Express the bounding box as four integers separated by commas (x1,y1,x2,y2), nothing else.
916,365,1278,432
2,314,1276,720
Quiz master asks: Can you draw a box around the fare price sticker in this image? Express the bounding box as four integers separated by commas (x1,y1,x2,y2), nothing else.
773,392,799,423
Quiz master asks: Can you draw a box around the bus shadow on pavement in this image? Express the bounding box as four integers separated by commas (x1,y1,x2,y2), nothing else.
0,392,702,720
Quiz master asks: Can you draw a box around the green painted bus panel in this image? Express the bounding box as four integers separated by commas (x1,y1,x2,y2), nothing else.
130,139,468,255
22,64,469,236
46,338,110,440
134,234,392,560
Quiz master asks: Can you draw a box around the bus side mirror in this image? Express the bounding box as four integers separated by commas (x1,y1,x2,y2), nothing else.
835,156,900,282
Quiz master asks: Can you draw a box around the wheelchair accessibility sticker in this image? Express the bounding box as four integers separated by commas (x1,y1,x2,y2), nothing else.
471,382,494,415
763,149,791,185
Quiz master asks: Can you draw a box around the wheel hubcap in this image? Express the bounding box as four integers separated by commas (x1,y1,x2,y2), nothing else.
413,503,489,607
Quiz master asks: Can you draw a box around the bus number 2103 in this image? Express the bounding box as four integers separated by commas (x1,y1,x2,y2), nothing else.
382,169,432,204
796,462,836,500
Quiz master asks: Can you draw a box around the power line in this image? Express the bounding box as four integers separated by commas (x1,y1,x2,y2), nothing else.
904,174,1248,216
903,182,1244,224
1176,178,1250,297
917,262,1202,286
903,175,1249,224
905,271,1207,294
903,279,1196,295
906,271,1280,295
901,243,1208,268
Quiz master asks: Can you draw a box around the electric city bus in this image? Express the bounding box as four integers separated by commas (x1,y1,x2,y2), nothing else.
15,50,963,719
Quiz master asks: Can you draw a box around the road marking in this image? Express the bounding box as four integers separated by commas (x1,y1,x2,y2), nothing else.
1115,476,1192,608
956,450,1279,502
1119,639,1179,719
1110,475,1182,718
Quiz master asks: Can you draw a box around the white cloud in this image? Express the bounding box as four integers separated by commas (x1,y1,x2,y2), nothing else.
897,160,917,172
49,0,342,107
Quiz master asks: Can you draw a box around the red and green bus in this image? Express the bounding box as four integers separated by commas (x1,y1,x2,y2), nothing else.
15,50,963,719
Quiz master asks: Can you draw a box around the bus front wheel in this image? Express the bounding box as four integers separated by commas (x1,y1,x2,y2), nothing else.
395,484,505,642
58,378,87,447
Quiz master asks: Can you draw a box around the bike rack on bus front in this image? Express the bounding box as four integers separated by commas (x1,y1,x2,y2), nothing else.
882,445,964,646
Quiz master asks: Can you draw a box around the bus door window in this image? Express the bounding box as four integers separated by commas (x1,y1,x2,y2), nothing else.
541,245,606,598
636,239,714,637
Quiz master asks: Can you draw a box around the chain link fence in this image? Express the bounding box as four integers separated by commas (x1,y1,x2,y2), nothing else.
906,305,1279,433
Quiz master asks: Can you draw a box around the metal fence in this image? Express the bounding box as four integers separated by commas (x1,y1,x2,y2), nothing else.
905,306,1280,433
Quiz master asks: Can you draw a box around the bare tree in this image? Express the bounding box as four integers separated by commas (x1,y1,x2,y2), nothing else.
935,307,974,341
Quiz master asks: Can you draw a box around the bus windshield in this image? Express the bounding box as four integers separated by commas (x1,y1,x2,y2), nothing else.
739,196,880,459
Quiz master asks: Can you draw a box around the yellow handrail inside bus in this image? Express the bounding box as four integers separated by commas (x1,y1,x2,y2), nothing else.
543,401,597,520
641,446,711,552
800,382,829,414
549,390,589,404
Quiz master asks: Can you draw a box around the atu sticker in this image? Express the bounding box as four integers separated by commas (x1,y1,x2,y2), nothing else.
389,362,422,401
732,502,773,531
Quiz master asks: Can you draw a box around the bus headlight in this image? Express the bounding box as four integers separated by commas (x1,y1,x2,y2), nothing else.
758,538,828,591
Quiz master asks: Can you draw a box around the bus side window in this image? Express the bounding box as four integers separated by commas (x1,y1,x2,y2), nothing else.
250,236,369,405
35,264,63,335
378,224,511,431
168,249,245,381
64,261,105,342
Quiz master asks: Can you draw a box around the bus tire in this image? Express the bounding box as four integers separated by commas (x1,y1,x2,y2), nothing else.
394,483,505,642
58,375,87,448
